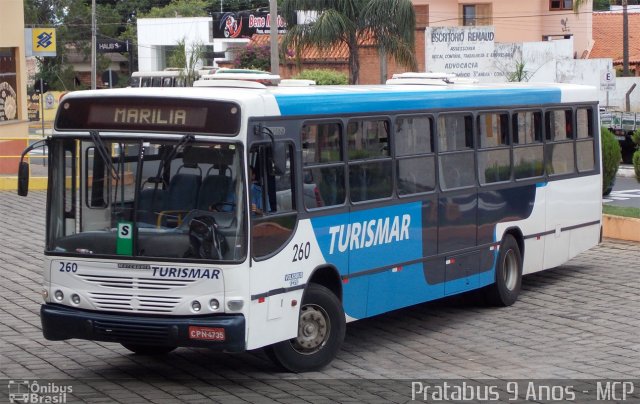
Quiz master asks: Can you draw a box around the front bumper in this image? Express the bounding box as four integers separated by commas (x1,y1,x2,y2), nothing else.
41,304,246,352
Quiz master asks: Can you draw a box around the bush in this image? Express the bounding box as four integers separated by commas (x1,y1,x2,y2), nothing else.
294,69,348,85
233,44,270,71
633,130,640,182
601,126,621,195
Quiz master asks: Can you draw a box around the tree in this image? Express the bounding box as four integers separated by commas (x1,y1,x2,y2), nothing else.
25,0,136,90
166,38,206,85
142,0,209,18
281,0,417,84
593,0,611,10
210,0,269,12
232,44,271,71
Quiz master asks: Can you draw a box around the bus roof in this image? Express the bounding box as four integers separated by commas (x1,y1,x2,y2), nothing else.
59,81,598,119
131,70,184,77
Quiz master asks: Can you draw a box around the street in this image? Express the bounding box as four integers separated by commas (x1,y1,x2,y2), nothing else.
1,190,639,403
604,166,640,207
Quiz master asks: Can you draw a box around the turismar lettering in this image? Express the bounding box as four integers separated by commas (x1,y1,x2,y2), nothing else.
151,266,220,279
328,214,411,254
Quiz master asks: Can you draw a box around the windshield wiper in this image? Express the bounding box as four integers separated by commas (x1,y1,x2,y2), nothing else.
89,130,119,181
150,134,195,185
167,134,195,163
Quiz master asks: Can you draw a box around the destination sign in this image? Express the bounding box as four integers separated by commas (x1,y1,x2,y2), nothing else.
89,105,206,127
56,96,241,135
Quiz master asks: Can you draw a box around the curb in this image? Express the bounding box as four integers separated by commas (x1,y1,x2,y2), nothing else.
0,176,48,191
602,214,640,242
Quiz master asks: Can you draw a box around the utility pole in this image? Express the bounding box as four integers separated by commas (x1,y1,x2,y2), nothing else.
623,0,630,76
269,0,279,75
91,0,97,89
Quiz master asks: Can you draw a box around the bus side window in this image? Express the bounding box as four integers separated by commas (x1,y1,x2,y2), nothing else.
576,108,595,172
395,115,436,195
347,119,392,202
437,114,475,190
477,112,511,184
513,111,544,179
545,109,575,176
302,122,344,209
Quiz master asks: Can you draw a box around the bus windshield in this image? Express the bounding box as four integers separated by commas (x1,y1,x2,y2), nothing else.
47,136,247,262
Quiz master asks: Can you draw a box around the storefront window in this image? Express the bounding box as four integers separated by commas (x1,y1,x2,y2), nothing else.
0,48,18,122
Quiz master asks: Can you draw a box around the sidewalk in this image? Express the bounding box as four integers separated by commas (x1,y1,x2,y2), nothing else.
618,164,636,178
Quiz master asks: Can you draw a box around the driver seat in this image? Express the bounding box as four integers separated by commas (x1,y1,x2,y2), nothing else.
197,167,232,211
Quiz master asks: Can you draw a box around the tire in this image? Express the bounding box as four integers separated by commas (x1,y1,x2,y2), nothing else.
121,343,176,355
265,283,345,372
484,234,522,307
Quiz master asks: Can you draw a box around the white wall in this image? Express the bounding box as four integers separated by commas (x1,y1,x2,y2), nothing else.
426,30,618,108
601,77,640,112
137,17,249,71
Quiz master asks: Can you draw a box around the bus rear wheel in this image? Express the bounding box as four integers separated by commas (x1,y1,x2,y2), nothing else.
485,234,522,307
121,343,176,355
265,283,345,372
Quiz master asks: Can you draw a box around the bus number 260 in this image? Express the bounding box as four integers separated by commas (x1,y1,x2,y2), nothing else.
292,242,311,262
58,262,78,273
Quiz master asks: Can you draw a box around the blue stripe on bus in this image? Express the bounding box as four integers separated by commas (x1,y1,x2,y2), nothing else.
274,87,562,116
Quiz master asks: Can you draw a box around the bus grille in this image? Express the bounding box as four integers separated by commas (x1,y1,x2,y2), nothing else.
77,274,195,290
93,320,171,344
88,292,181,314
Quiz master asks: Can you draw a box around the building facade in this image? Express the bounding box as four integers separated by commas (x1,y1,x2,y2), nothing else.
413,0,593,59
0,0,29,176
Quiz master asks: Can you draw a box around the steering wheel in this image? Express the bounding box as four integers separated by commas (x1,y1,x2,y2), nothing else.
188,216,225,260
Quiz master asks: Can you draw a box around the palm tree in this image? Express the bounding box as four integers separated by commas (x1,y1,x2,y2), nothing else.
281,0,417,84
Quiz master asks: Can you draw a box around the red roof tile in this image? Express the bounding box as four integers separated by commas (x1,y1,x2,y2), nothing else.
249,33,377,62
591,12,640,64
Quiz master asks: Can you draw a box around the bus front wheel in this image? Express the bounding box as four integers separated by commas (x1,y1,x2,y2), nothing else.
485,234,522,307
265,283,345,372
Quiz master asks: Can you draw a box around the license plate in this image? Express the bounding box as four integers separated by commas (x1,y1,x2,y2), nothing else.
188,326,225,341
615,136,625,141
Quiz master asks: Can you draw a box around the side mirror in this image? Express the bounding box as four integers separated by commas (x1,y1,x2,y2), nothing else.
271,142,287,176
17,161,29,196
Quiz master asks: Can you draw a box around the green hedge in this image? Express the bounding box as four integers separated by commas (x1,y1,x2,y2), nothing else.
601,126,621,194
294,69,348,85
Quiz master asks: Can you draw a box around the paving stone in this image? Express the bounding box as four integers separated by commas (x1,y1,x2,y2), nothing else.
2,190,640,402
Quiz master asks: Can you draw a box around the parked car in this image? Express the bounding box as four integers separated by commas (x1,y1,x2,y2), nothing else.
600,110,639,163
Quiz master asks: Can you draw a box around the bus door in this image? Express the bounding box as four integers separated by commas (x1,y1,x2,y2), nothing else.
436,114,480,296
247,139,302,346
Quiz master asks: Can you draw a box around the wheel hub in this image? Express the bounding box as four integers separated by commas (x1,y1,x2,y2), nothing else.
503,249,518,291
292,304,330,354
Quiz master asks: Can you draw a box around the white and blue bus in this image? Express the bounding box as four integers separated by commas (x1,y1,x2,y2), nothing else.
17,73,602,372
